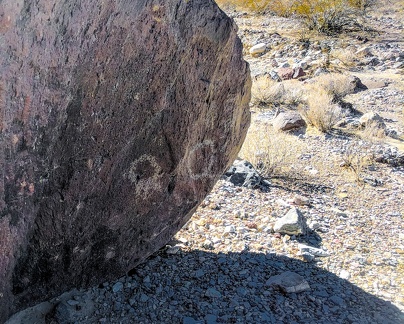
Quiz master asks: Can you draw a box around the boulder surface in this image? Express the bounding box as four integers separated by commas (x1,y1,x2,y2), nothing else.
0,0,251,320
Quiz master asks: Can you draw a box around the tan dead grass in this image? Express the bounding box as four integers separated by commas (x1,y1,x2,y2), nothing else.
251,76,285,108
360,121,387,142
299,87,343,132
340,141,375,182
251,76,305,109
239,121,305,177
313,73,359,98
330,47,358,68
251,72,356,132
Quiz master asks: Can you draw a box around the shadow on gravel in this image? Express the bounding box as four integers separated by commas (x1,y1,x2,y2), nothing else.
122,249,403,324
295,231,323,249
269,177,333,196
8,249,404,323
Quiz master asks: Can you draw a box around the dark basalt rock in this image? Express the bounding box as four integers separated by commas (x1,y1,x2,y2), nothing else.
223,159,270,191
0,0,251,320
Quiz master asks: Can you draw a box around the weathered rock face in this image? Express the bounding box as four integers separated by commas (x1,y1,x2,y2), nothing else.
0,0,251,320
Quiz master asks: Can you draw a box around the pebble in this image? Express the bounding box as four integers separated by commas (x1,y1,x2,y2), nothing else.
112,282,123,293
298,244,330,257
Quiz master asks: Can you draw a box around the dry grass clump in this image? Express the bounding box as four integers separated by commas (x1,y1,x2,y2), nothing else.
298,73,360,132
251,76,305,109
330,47,358,67
250,73,356,133
314,73,359,99
299,86,343,133
239,123,305,177
340,141,375,182
360,121,386,142
251,76,286,108
216,0,372,34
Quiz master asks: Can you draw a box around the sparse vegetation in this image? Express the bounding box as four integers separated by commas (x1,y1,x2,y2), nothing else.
330,47,358,67
251,76,304,109
239,123,305,177
251,73,356,133
216,0,373,34
360,120,386,142
340,141,375,182
299,86,343,132
313,73,359,99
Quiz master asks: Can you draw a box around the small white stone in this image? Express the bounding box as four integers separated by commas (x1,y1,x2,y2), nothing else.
212,237,222,244
249,43,267,55
224,225,236,233
340,270,351,280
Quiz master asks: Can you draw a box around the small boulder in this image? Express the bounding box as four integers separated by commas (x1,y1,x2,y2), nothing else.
266,271,310,293
272,112,306,132
250,43,267,56
223,159,269,190
348,75,368,93
291,194,311,206
269,70,281,82
274,208,307,235
277,67,294,80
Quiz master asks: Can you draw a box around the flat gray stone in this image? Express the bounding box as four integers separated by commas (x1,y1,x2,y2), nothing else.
266,271,310,293
298,244,330,257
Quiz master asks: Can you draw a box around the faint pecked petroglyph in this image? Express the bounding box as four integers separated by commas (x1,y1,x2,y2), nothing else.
186,139,218,180
127,154,164,198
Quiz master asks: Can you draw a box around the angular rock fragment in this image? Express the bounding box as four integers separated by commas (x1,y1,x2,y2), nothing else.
0,0,251,320
277,68,295,80
272,112,306,132
223,159,262,189
359,112,386,129
274,208,307,235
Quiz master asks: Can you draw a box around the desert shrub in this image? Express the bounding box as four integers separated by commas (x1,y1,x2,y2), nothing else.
251,76,305,109
290,0,365,34
239,124,305,177
215,0,271,12
251,76,286,107
314,73,358,99
299,86,343,132
340,141,375,182
330,47,358,67
216,0,372,34
252,73,352,132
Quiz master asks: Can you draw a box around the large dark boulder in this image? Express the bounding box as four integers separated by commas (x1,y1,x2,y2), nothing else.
0,0,251,320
